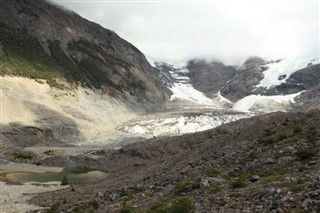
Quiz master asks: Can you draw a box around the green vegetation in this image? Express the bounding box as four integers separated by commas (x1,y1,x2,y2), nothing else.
210,185,223,194
0,22,128,91
227,201,240,209
61,176,69,185
72,200,100,213
148,197,195,213
295,147,317,160
229,179,247,189
293,126,302,134
288,182,309,192
9,151,36,161
206,168,220,177
47,202,60,213
290,208,306,213
119,207,140,213
239,151,258,164
174,180,200,195
258,136,275,146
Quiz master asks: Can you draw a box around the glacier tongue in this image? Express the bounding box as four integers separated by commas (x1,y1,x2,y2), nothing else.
119,112,253,139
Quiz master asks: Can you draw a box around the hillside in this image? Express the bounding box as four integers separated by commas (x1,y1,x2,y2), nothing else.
0,0,171,107
0,0,173,145
19,110,319,212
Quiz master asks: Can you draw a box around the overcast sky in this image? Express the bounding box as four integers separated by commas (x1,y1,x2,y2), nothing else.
51,0,319,65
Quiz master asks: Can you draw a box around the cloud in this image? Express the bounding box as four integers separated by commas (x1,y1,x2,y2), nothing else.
51,0,319,65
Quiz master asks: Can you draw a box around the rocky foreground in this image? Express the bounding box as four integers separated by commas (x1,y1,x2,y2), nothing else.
15,110,319,212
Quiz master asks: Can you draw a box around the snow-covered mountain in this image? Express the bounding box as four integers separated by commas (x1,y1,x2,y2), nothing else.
156,56,320,113
255,56,319,89
154,61,232,109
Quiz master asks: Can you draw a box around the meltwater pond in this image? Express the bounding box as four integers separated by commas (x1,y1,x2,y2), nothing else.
7,170,106,183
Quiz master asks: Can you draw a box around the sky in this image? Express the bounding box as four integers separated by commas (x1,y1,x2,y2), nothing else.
51,0,319,65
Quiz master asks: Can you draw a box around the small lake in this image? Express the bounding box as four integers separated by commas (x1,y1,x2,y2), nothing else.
7,170,106,184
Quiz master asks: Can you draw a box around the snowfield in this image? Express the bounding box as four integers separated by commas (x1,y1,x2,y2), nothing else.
256,56,319,89
233,91,303,112
166,66,230,107
169,83,220,106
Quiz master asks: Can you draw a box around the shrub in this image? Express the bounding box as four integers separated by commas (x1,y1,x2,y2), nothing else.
230,179,246,189
295,147,317,160
276,133,287,142
174,180,200,195
258,136,275,146
293,126,302,134
148,197,195,213
206,168,220,177
61,176,69,185
47,202,60,213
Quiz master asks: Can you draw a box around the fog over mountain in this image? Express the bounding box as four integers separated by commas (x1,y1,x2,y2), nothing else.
51,0,319,65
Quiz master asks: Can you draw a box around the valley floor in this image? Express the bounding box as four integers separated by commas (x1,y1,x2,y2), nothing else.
1,110,320,212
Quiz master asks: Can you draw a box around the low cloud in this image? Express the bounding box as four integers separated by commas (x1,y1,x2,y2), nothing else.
52,0,319,65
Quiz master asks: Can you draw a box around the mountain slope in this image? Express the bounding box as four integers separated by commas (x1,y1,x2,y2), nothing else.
0,0,174,145
0,0,171,107
185,56,319,112
187,59,236,98
220,56,266,101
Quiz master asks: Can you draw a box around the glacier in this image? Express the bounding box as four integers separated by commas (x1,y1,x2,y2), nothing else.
256,56,320,89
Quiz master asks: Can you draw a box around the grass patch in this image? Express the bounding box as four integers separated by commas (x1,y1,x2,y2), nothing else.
239,151,258,164
206,168,220,177
228,201,240,209
295,147,317,160
174,180,200,195
209,185,223,194
148,197,195,213
229,179,247,189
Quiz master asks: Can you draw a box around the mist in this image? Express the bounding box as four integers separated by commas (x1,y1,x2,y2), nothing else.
51,0,319,65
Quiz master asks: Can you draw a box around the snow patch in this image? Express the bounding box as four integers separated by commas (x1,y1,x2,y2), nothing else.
257,56,320,89
217,90,233,104
233,92,303,112
166,65,220,107
169,83,218,106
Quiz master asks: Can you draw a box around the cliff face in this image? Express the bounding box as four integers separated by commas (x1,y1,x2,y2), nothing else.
220,57,266,101
0,0,171,109
187,59,236,98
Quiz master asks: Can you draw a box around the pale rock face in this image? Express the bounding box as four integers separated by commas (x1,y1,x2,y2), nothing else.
0,76,138,144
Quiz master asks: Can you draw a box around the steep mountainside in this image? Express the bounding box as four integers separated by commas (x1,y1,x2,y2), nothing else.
220,56,266,101
0,0,171,107
0,0,173,145
185,56,319,111
261,64,320,110
187,59,236,98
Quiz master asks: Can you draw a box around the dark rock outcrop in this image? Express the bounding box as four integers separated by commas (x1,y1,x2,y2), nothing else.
187,59,236,98
220,56,266,101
